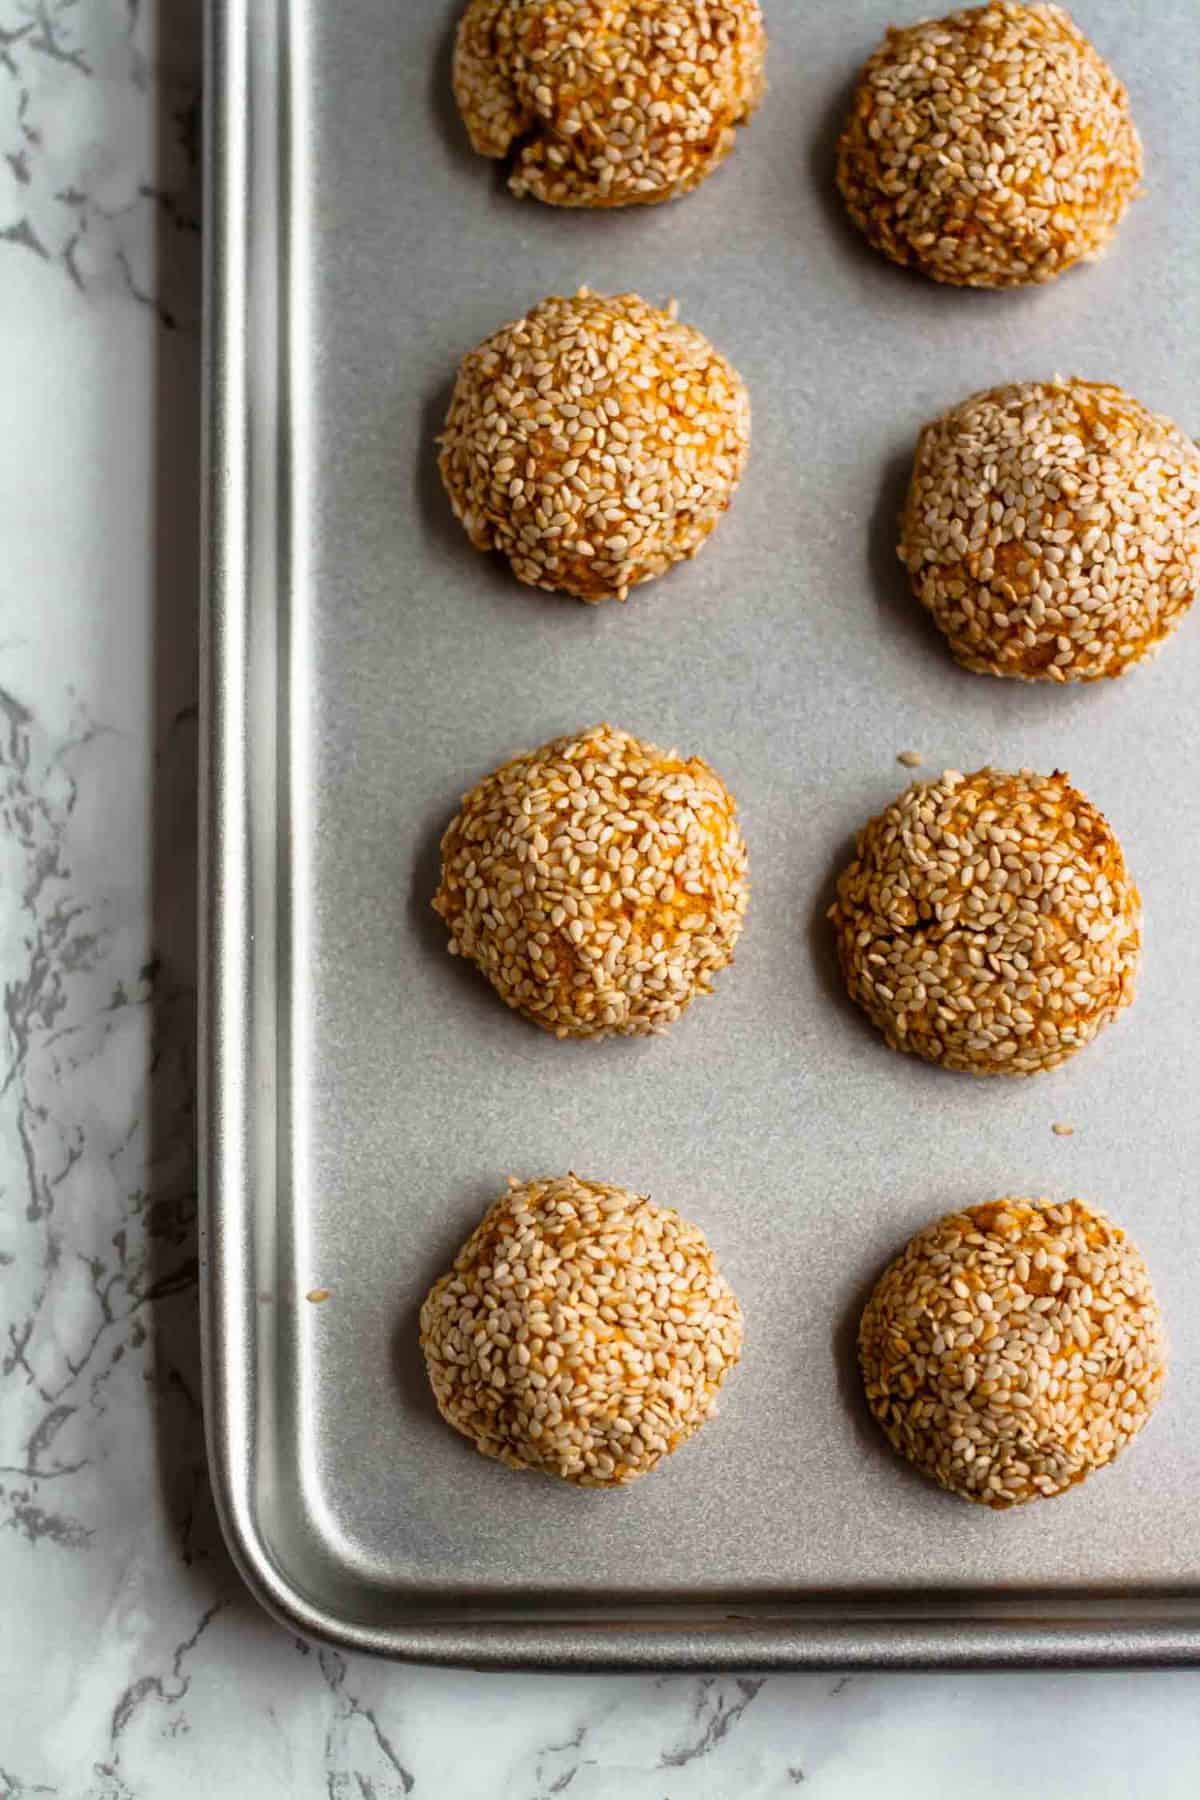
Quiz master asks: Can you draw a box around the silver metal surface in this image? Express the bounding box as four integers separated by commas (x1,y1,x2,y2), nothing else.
201,0,1200,1666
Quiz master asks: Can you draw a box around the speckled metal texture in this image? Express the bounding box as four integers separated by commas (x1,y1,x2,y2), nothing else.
201,0,1200,1665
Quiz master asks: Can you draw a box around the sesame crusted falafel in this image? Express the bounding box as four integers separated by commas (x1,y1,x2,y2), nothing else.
438,288,750,603
420,1174,744,1486
900,379,1200,682
836,2,1141,288
860,1197,1166,1506
830,767,1140,1075
453,0,766,209
433,723,749,1038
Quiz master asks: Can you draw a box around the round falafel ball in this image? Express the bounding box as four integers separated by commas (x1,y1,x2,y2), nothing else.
438,288,750,603
433,723,750,1037
900,379,1200,682
860,1196,1166,1506
420,1173,744,1486
453,0,766,208
829,767,1140,1075
836,2,1141,288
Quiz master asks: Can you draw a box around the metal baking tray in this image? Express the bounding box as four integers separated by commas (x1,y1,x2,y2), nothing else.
200,0,1200,1665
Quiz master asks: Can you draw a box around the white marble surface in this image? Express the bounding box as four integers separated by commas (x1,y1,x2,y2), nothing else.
3,4,1200,1795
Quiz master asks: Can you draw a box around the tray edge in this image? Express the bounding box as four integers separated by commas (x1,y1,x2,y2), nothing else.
196,0,1200,1671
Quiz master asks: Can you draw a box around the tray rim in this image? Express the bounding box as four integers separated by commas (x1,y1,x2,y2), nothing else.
198,0,1200,1669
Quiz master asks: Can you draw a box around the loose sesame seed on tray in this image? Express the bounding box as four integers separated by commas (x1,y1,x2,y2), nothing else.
830,767,1140,1076
420,1174,744,1487
452,0,766,209
438,287,750,603
433,723,749,1039
900,379,1200,682
860,1197,1167,1507
836,2,1142,288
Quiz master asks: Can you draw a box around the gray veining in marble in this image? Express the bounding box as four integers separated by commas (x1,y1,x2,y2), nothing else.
4,3,1200,1795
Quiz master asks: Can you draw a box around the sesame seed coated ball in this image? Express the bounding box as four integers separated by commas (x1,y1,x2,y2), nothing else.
452,0,766,209
433,723,749,1038
420,1174,744,1487
901,380,1200,682
829,767,1140,1076
860,1198,1167,1507
836,2,1141,288
438,288,750,603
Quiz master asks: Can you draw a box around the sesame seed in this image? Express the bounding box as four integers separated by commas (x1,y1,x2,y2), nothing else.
860,1197,1167,1506
1053,1122,1075,1137
305,1289,331,1304
836,2,1141,289
438,289,751,604
900,378,1200,682
452,0,766,208
897,749,923,768
433,723,750,1039
419,1174,743,1486
829,767,1140,1076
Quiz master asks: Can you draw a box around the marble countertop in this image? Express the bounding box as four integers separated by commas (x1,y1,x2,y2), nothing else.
3,4,1200,1795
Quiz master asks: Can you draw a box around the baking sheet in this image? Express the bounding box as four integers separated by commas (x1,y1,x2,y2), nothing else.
201,0,1200,1664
